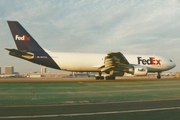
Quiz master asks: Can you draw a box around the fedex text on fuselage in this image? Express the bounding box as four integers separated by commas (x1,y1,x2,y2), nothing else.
137,57,161,65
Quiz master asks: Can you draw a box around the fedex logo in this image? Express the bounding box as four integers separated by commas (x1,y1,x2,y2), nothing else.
137,57,161,65
15,35,30,41
138,68,146,72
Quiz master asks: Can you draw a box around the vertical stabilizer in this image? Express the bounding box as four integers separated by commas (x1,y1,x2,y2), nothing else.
6,21,60,70
7,21,44,52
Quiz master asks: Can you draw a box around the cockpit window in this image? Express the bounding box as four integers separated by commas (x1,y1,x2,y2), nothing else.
170,60,173,62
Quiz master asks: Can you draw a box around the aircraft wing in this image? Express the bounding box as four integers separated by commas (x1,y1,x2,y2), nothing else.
101,51,129,72
5,48,34,59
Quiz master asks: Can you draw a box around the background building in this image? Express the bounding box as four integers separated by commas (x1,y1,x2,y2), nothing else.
41,67,46,74
5,66,14,75
0,67,1,75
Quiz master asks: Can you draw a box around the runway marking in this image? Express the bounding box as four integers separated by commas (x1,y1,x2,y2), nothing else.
1,106,180,119
2,98,180,108
1,87,180,95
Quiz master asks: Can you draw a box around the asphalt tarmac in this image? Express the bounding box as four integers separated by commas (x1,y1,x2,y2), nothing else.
0,99,180,120
0,76,178,82
0,77,180,120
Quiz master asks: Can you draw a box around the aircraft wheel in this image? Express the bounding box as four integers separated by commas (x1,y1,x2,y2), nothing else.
106,76,115,80
100,76,104,80
157,75,161,79
96,76,100,80
110,76,115,80
157,73,161,79
106,76,110,80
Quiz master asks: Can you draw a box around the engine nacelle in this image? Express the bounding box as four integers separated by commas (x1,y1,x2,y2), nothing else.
125,65,148,76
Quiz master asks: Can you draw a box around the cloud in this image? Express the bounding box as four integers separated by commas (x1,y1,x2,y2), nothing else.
0,0,180,73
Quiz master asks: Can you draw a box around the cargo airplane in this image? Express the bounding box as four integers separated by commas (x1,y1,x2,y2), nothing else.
6,21,176,80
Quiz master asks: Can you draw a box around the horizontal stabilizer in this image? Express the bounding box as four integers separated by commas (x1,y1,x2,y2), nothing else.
5,48,34,59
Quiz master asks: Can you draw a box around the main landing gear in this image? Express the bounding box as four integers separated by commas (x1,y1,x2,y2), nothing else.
157,72,161,79
95,72,116,80
105,76,115,80
95,72,104,80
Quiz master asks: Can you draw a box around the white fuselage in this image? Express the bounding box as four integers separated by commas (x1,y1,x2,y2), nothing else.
7,21,176,77
46,50,176,73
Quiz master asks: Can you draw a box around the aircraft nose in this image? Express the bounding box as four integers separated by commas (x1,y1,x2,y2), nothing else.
166,60,176,70
169,61,176,69
172,62,176,68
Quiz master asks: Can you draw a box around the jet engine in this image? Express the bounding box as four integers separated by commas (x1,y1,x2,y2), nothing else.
124,65,148,76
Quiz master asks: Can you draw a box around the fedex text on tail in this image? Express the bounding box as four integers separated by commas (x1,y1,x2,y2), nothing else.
15,35,30,41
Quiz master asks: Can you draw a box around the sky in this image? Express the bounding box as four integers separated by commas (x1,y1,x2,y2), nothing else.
0,0,180,73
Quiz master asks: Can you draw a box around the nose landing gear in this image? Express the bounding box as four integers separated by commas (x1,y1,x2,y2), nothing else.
157,72,161,79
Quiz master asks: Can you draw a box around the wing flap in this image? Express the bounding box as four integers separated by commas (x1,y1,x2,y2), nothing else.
101,51,129,72
107,51,129,65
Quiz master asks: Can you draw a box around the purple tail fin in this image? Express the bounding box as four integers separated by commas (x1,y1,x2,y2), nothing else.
7,21,44,52
7,21,60,70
